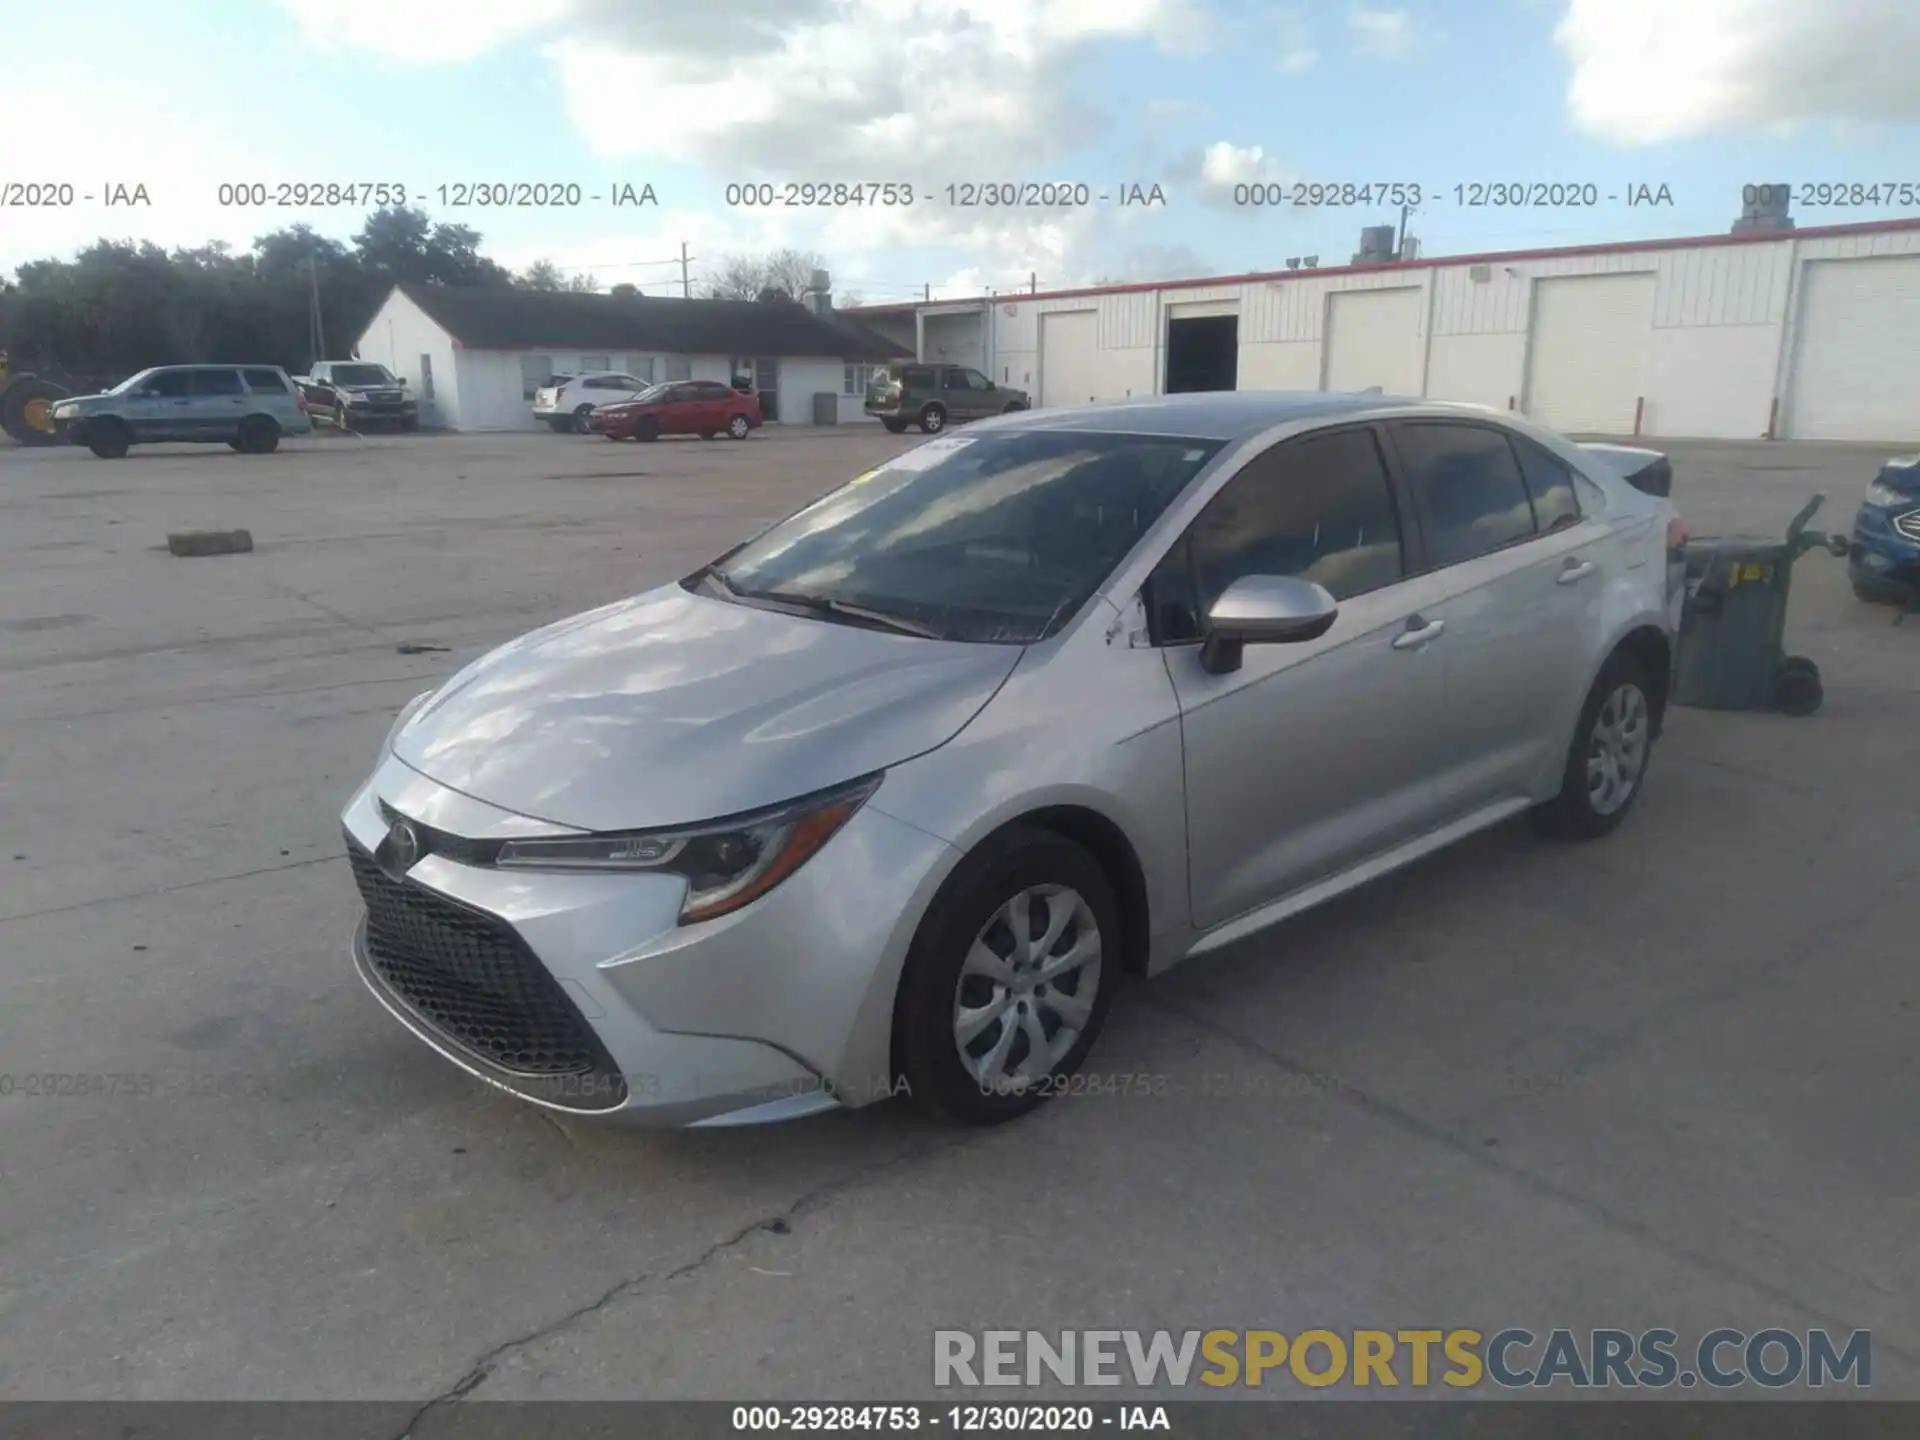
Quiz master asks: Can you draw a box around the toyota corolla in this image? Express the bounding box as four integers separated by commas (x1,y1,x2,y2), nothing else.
341,393,1681,1128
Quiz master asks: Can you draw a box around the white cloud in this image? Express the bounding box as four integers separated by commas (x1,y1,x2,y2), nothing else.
1175,140,1297,209
1350,7,1416,58
276,0,547,64
1557,0,1920,144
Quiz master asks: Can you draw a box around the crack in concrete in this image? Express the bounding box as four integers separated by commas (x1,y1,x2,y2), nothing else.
0,852,344,927
389,1133,969,1437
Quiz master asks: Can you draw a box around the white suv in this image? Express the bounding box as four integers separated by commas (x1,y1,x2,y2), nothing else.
534,372,657,433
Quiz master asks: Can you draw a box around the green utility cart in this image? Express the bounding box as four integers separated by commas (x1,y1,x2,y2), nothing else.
1673,493,1850,716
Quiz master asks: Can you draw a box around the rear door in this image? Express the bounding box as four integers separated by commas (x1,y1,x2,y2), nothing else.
1156,424,1452,928
939,365,979,420
241,368,302,431
1383,419,1612,815
190,368,247,437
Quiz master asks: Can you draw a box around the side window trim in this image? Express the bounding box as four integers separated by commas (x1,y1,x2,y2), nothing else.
1508,433,1587,533
1380,418,1546,574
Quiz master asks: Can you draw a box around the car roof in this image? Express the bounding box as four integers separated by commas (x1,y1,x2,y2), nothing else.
990,390,1509,442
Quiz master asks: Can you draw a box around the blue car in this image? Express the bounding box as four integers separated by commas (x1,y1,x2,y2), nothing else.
1849,456,1920,602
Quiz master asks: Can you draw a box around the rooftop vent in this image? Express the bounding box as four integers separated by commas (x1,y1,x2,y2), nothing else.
1732,184,1794,234
1352,226,1396,264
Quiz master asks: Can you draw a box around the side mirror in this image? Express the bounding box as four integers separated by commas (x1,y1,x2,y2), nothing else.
395,377,408,386
1199,575,1339,675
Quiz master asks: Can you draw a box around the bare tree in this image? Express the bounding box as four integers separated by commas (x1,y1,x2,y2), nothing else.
517,259,564,291
565,271,599,294
702,248,827,302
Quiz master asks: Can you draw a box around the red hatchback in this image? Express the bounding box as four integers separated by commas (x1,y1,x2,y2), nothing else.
588,380,763,442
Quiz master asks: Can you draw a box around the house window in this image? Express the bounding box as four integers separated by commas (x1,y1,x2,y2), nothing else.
580,354,610,373
418,354,434,401
664,356,692,382
843,364,881,396
520,355,553,400
625,356,655,382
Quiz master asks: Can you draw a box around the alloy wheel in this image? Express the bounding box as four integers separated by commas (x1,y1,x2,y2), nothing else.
1587,682,1648,816
951,884,1102,1094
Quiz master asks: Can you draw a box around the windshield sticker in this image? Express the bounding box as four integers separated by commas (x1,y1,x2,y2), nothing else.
886,436,977,472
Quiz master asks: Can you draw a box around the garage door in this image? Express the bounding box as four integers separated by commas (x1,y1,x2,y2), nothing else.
1524,273,1655,434
1040,310,1101,408
1324,288,1423,395
1786,256,1920,441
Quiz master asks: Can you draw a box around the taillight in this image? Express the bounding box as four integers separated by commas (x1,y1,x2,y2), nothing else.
295,390,307,413
1667,517,1690,550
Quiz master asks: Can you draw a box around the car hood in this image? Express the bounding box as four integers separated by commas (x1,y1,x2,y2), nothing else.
391,583,1020,831
340,382,402,393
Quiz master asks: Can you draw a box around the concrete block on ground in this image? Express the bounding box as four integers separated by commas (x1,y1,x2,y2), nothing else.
166,529,254,557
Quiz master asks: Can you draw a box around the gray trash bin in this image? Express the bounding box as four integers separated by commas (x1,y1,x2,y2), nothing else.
812,392,838,425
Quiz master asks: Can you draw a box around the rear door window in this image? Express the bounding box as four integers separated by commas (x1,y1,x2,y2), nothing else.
192,369,245,397
1390,422,1540,568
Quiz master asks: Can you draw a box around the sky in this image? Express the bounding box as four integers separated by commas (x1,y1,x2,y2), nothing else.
2,0,1917,303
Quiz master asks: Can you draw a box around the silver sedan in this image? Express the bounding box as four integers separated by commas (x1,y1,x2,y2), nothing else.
340,392,1682,1127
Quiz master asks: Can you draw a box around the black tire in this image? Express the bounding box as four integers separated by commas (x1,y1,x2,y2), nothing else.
918,403,947,434
1,377,69,446
1775,657,1823,716
726,413,752,440
227,439,245,451
546,417,573,434
635,417,660,443
571,404,595,435
881,418,907,434
1002,400,1026,414
1532,649,1655,840
85,418,131,460
237,417,279,454
400,415,419,433
892,827,1121,1126
1851,575,1900,605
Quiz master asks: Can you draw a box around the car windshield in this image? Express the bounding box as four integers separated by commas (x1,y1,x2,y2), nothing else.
332,365,394,386
702,430,1225,644
630,383,674,403
108,369,155,394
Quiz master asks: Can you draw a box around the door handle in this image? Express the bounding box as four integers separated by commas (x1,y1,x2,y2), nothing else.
1557,559,1597,585
1391,616,1444,650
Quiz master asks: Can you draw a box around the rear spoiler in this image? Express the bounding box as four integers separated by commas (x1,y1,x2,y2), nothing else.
1578,443,1672,499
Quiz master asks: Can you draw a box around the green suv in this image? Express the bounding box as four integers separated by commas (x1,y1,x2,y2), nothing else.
865,362,1029,434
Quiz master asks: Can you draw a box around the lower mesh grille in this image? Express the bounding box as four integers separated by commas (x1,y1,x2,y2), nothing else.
348,843,620,1093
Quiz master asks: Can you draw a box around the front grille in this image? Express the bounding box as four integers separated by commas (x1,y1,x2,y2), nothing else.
1894,510,1920,543
348,843,619,1091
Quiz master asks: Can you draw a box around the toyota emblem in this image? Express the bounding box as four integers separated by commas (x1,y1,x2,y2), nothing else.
386,819,422,876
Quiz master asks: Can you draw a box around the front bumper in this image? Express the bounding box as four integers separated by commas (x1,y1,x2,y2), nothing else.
1848,502,1920,587
339,754,955,1125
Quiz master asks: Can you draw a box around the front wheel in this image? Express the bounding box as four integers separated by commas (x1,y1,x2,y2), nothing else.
635,417,661,443
892,828,1120,1126
86,419,131,460
1002,401,1026,414
918,403,946,434
237,417,279,454
1533,651,1654,840
571,405,595,435
726,413,752,439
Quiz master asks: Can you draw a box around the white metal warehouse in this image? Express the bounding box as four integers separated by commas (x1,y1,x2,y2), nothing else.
353,283,909,432
845,217,1920,442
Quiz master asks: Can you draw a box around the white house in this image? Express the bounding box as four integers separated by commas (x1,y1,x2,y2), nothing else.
353,283,910,432
843,216,1920,442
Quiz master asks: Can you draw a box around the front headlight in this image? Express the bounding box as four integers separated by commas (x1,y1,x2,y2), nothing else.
495,774,881,924
1864,480,1911,509
384,689,435,753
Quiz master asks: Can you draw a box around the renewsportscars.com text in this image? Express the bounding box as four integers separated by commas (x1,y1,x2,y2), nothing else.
933,1328,1870,1390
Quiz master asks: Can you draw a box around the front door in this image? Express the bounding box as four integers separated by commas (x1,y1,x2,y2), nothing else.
1382,420,1610,815
1157,425,1450,930
125,369,196,440
752,359,778,422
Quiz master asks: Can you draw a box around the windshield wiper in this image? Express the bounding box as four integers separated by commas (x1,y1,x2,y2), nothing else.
738,587,941,639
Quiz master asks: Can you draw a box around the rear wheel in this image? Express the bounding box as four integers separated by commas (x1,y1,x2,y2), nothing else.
881,418,907,434
893,828,1120,1125
1775,657,1823,716
918,403,946,434
571,404,595,435
237,416,279,454
85,418,131,460
1533,650,1654,840
726,413,752,439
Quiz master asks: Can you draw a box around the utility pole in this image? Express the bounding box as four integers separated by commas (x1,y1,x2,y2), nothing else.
679,241,692,299
1029,272,1037,294
308,253,327,366
1395,202,1413,260
923,282,931,302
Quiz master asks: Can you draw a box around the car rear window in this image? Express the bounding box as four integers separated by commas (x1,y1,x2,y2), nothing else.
242,369,288,394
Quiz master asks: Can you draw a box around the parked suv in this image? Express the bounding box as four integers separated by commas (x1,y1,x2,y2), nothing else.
50,365,312,458
866,362,1028,434
533,371,657,433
